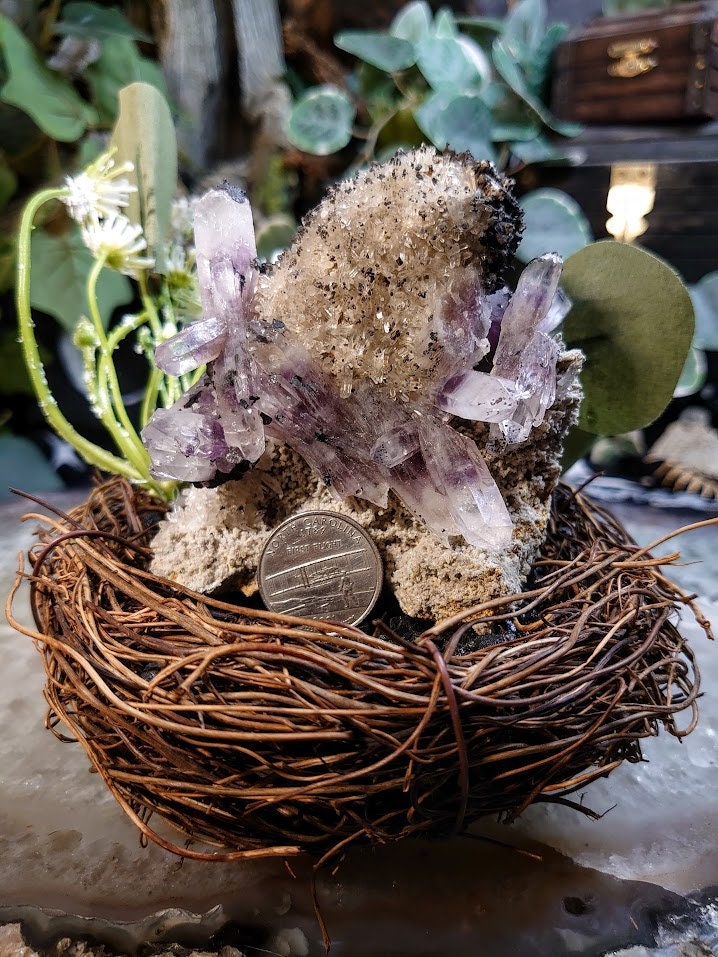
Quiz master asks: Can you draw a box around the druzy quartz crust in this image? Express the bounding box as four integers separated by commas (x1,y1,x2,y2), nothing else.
143,147,574,553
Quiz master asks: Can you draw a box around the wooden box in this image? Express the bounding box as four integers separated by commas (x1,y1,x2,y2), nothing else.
552,2,718,123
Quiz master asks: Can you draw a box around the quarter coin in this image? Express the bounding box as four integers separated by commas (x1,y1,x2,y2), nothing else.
257,511,383,626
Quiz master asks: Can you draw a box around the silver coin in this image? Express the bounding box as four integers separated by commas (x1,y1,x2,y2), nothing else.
257,510,383,626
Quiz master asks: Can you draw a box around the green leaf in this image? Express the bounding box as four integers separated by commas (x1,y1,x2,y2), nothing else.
560,425,596,472
0,157,17,209
86,36,166,123
484,82,540,141
256,216,297,261
335,31,416,73
286,85,355,156
75,133,104,168
415,91,494,160
110,82,178,266
673,346,707,398
376,107,424,152
562,241,694,435
455,15,503,47
29,227,133,333
0,434,64,496
55,2,152,41
502,0,546,63
390,2,432,44
0,13,95,141
509,135,583,164
416,35,490,92
517,188,592,263
492,37,581,137
524,22,568,96
690,272,718,351
0,326,52,395
357,63,399,123
433,8,459,38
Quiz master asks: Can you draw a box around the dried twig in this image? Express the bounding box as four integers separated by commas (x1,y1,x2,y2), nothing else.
6,478,713,864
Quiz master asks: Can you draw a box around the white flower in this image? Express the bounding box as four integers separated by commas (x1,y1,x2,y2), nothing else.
170,196,194,238
62,150,137,222
81,213,155,278
165,242,189,276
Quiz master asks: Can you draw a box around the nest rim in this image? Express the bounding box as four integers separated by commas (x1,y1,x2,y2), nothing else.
7,476,713,867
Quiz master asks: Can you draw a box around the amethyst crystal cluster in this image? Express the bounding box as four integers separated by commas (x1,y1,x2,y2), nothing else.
143,147,569,551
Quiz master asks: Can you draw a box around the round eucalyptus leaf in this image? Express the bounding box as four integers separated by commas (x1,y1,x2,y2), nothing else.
562,241,695,436
517,189,592,263
286,86,355,156
390,2,432,44
414,92,494,161
673,346,707,398
690,272,718,351
335,31,416,73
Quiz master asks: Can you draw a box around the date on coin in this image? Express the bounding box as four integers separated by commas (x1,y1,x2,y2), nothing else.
257,511,383,626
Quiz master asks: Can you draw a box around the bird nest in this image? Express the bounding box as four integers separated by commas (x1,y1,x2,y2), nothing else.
7,476,713,867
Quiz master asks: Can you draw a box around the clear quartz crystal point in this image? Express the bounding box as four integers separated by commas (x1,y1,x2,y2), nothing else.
540,286,572,333
434,369,520,422
141,405,227,483
418,419,513,550
143,186,267,479
370,423,420,468
154,315,227,377
491,253,563,445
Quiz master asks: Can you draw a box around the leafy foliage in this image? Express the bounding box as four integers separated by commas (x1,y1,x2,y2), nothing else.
517,188,592,263
0,13,97,141
54,2,152,41
286,86,355,155
562,242,694,436
690,272,718,352
110,82,177,266
0,1,166,346
286,0,576,171
29,228,132,332
86,37,166,123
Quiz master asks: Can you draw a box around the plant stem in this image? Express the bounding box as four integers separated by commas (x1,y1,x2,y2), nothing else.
86,256,150,470
15,188,143,482
141,368,164,428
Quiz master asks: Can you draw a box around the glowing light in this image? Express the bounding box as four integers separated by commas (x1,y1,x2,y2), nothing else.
606,162,657,243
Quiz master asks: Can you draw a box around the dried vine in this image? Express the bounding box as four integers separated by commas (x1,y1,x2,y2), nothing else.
7,478,714,865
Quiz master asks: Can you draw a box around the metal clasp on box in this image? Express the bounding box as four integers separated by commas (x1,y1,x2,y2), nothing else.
607,37,659,78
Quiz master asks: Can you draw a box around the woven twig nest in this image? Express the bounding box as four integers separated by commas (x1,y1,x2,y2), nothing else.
8,477,712,866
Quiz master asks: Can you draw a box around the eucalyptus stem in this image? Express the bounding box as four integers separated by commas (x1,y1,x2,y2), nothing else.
16,188,143,482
